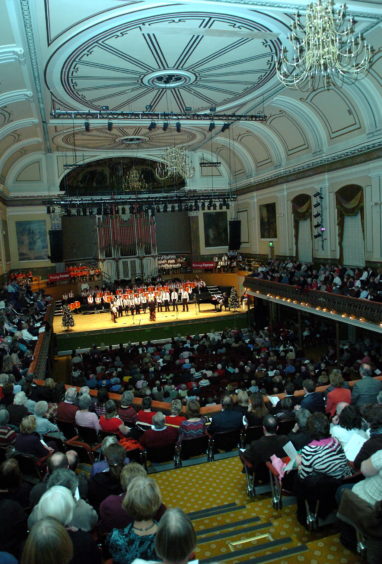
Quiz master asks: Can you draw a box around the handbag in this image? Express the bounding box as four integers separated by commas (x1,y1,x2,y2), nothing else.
337,489,382,539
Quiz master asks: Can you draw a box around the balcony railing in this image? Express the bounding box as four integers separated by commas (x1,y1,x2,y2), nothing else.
245,277,382,325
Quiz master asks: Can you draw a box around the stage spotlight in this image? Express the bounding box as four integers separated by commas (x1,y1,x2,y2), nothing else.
201,202,206,211
163,122,169,131
178,202,183,211
313,191,321,198
194,201,199,211
313,202,321,208
184,203,189,211
212,203,217,210
210,106,216,113
129,205,135,214
84,121,90,132
145,105,153,112
97,206,102,215
208,122,215,132
219,202,223,210
148,121,156,131
121,207,126,215
163,204,168,212
155,205,161,213
82,207,87,216
88,208,94,215
221,123,230,132
100,105,109,110
76,208,81,216
114,206,119,214
176,122,181,132
171,204,176,212
314,222,322,229
46,206,51,214
314,233,322,239
107,121,113,132
313,212,321,218
225,202,230,210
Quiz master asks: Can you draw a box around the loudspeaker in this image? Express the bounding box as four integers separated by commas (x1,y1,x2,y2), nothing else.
49,230,63,262
228,220,241,250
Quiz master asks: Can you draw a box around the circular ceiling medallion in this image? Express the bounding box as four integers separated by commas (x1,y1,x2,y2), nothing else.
142,69,196,89
53,11,279,113
118,136,148,144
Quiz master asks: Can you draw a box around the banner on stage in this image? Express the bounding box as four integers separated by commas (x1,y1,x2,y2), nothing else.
48,273,70,282
192,261,215,270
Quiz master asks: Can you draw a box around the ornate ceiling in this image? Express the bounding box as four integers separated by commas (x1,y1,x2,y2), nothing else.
0,0,381,196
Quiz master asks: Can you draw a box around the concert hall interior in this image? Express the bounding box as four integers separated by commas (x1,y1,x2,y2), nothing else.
0,1,382,563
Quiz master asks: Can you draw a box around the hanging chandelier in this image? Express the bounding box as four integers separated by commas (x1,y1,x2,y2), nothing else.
276,0,373,90
122,167,147,191
155,147,195,180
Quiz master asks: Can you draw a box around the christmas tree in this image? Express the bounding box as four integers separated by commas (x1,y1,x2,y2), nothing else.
228,287,240,310
62,305,75,330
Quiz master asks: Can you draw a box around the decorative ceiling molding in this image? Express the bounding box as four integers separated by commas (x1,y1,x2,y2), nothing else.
0,90,33,107
0,45,25,64
0,118,39,141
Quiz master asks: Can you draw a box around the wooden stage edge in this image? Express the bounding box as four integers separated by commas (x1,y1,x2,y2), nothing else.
53,303,247,339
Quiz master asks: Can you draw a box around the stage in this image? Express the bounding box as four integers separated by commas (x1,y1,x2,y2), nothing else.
54,303,248,351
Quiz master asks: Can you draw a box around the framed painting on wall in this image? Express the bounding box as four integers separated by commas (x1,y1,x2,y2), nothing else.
16,220,49,261
259,203,277,239
203,211,228,247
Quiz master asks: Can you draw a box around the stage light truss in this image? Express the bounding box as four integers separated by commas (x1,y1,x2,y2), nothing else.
50,110,267,123
43,191,236,215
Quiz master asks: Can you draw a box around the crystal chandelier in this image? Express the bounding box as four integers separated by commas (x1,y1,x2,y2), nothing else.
276,0,373,90
122,167,147,191
156,147,194,179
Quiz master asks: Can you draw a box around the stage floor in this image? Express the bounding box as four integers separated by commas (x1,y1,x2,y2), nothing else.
53,302,237,335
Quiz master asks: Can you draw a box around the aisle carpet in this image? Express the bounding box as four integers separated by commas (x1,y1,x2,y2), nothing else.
154,456,361,563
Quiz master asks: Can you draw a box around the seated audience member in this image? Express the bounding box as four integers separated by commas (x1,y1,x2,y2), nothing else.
178,400,206,442
27,485,101,564
88,443,126,510
34,401,61,436
245,392,269,427
287,408,312,450
118,391,138,425
90,435,130,478
352,363,382,407
100,463,166,533
75,394,100,432
0,458,31,508
107,476,162,564
274,397,295,422
243,414,289,482
15,415,51,458
21,518,73,564
29,450,87,506
7,392,29,428
300,379,325,413
154,508,197,564
94,388,109,418
325,371,351,417
330,404,367,448
209,395,243,434
140,411,178,450
354,405,382,470
28,468,97,533
165,399,186,427
0,409,17,449
351,451,382,507
136,397,155,426
56,388,78,423
297,412,351,481
99,400,131,438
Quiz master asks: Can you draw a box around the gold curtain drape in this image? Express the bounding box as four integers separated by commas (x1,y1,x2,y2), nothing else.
335,185,364,264
291,194,312,259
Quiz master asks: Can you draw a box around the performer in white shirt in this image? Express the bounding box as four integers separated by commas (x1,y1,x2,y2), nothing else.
163,290,170,312
181,289,189,312
87,294,94,310
156,292,163,312
134,294,141,315
140,293,148,313
171,290,178,312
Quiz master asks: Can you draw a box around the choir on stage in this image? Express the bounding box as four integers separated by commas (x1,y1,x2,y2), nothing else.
63,279,206,319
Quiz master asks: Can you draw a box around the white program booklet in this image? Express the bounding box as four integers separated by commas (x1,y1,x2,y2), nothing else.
344,433,367,462
283,440,298,472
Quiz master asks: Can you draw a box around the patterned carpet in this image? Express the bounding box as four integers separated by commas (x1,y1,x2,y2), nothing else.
153,456,362,563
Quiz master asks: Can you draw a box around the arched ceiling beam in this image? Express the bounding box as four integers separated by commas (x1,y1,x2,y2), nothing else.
237,121,286,168
211,136,254,179
0,118,39,141
0,138,42,175
271,95,327,154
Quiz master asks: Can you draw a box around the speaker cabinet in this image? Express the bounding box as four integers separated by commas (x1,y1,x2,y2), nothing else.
49,230,63,262
228,220,241,250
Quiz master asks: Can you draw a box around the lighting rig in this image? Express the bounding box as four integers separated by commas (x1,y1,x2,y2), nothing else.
44,192,235,216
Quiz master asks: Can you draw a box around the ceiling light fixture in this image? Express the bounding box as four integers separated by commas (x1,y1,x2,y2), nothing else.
277,0,373,90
